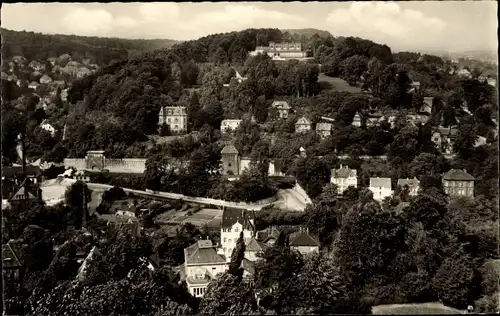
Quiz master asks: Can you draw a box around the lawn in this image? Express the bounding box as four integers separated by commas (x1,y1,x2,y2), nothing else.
318,73,362,93
372,302,464,315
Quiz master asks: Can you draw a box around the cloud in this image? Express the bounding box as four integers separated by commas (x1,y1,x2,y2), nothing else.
60,8,115,36
182,4,306,38
326,2,446,49
139,3,180,22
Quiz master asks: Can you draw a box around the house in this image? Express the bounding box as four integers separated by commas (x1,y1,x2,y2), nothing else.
220,119,243,133
40,120,56,137
61,88,69,102
2,240,25,284
397,178,420,196
47,57,57,66
158,106,188,133
442,169,475,198
431,127,458,154
352,113,362,127
244,237,267,262
250,42,307,59
289,229,320,255
28,82,40,90
98,213,141,236
219,208,255,262
271,101,292,119
39,74,53,84
295,116,312,133
257,226,282,246
420,97,433,114
184,239,228,297
220,144,240,176
8,180,40,204
331,165,358,194
2,165,41,182
369,177,392,201
315,122,332,138
487,77,497,87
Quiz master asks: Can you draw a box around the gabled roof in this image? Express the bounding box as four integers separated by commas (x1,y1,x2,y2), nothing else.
316,122,332,131
289,230,320,247
370,177,392,189
442,169,475,181
2,242,22,269
272,100,291,110
221,208,254,230
296,116,312,125
221,144,239,155
436,127,458,137
332,165,356,178
245,237,267,252
8,180,39,202
184,240,226,265
397,178,420,188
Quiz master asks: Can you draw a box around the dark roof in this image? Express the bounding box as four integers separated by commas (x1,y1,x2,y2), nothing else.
2,242,22,269
8,180,39,202
2,165,41,178
245,237,267,252
221,208,255,230
436,127,458,137
332,165,356,178
184,240,226,265
397,178,420,188
289,230,320,247
221,144,239,155
442,169,475,181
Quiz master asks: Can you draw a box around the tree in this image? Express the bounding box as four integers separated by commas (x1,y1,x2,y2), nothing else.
454,118,478,158
228,232,245,280
293,156,330,199
305,197,343,249
64,181,92,228
409,153,449,178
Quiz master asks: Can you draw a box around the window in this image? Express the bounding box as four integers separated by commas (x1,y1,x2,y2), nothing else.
174,118,178,123
234,227,239,232
167,118,171,123
174,125,178,129
223,237,227,243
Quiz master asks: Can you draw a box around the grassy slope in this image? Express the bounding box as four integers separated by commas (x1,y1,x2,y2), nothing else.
317,73,362,93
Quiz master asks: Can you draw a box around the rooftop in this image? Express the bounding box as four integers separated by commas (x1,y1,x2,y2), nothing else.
332,165,356,178
296,117,312,125
184,239,226,265
442,169,475,181
221,208,254,230
289,230,320,247
397,178,420,188
370,177,392,189
272,100,291,110
221,144,239,155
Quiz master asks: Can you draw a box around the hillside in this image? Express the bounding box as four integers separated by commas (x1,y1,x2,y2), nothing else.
282,28,334,39
1,28,179,65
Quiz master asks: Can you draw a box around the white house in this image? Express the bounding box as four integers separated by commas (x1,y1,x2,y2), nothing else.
295,116,312,133
369,177,392,201
184,239,228,298
397,178,420,196
220,119,243,134
289,229,320,255
28,82,39,90
331,165,358,194
352,113,362,127
40,120,56,137
219,208,255,262
158,106,188,133
271,101,292,119
456,68,472,78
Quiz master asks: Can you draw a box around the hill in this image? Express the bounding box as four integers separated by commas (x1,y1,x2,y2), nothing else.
1,28,179,65
282,28,333,39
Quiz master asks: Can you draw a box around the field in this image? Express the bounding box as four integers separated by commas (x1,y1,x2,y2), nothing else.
372,302,464,315
318,73,362,93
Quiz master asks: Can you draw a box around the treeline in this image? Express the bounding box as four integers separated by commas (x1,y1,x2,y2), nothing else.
1,28,178,65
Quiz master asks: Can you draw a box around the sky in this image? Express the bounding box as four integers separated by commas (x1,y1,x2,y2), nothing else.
2,1,498,53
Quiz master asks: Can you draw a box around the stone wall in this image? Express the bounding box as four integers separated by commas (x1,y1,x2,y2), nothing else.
239,159,285,177
64,156,146,174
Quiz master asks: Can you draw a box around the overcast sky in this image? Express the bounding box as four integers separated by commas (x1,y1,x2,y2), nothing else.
2,1,497,53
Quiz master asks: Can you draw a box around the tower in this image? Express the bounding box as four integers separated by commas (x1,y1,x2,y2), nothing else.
221,144,240,176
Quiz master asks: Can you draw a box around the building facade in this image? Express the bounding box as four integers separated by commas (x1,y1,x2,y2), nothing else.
431,127,457,154
315,122,332,138
397,178,420,196
158,106,188,133
331,165,358,194
352,113,362,127
295,117,312,133
271,101,292,119
220,119,243,134
184,240,228,298
289,229,320,255
219,208,255,262
250,42,307,59
220,144,284,177
442,169,475,197
369,177,392,201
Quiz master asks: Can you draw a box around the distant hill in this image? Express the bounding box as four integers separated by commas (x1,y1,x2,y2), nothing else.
1,28,179,65
282,28,334,39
